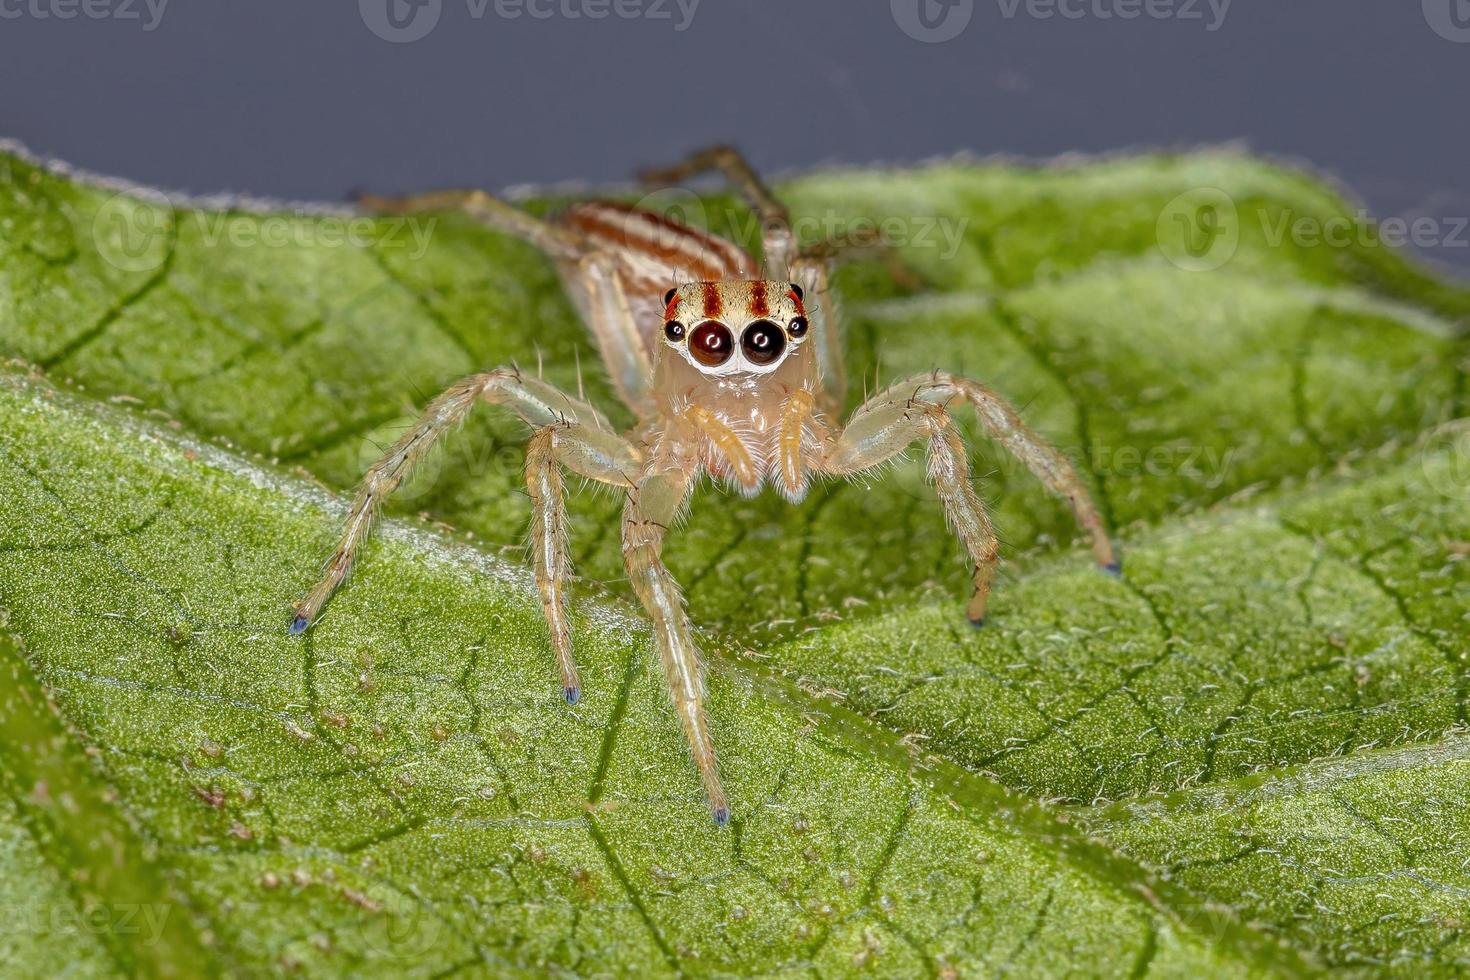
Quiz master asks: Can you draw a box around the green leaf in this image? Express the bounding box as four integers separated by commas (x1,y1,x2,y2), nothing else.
1,146,1468,975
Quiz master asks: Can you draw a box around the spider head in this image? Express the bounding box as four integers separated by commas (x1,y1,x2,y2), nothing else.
660,281,810,377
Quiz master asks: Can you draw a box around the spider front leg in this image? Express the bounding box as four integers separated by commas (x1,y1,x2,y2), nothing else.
290,368,641,702
825,372,1118,624
621,469,728,824
823,398,1002,625
525,422,642,701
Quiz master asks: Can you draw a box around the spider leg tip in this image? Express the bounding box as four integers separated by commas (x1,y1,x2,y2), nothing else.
1101,559,1123,578
563,685,581,705
967,614,986,630
713,806,731,827
288,615,310,636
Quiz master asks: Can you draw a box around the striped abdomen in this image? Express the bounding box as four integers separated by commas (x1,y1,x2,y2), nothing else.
559,201,758,355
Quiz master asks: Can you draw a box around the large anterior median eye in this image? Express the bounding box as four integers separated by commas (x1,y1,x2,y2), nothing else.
689,321,735,367
741,320,786,366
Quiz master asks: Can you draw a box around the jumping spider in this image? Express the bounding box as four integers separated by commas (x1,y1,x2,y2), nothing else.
290,146,1117,824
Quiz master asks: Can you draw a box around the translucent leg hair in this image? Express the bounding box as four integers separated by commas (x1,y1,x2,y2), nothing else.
620,470,729,823
291,369,641,700
824,371,1117,621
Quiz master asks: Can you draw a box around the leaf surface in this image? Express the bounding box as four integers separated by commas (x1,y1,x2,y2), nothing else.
1,147,1468,975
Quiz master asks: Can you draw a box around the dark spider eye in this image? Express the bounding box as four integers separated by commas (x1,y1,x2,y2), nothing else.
689,321,734,367
664,287,678,305
788,282,804,301
664,320,686,342
788,316,809,338
741,320,786,365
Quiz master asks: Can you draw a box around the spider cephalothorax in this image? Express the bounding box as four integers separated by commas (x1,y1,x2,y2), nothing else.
291,146,1117,825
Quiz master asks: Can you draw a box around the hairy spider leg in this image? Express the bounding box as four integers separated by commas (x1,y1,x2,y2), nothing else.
291,368,641,703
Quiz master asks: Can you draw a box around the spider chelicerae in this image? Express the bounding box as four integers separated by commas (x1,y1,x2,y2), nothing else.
289,145,1117,824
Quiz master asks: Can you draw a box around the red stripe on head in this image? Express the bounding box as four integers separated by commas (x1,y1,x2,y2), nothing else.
701,283,723,318
663,290,680,320
786,288,806,315
750,281,769,317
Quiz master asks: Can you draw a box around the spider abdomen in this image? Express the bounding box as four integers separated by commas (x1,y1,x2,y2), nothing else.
557,200,759,362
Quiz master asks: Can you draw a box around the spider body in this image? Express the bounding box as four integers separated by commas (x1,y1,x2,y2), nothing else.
291,146,1116,824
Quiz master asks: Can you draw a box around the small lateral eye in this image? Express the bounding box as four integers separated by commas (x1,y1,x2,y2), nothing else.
788,316,809,338
664,287,678,305
788,282,804,301
664,320,686,342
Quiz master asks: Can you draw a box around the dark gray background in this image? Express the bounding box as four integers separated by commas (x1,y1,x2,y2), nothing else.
3,0,1468,273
